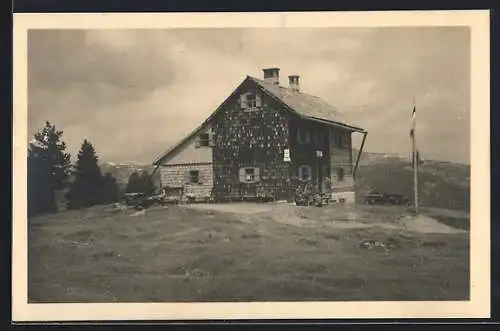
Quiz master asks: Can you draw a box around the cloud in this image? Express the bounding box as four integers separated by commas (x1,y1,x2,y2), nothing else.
27,27,470,164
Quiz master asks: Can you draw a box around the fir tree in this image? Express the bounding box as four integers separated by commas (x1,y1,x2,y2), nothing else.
66,139,104,209
125,171,141,193
100,172,120,203
139,170,156,196
27,121,71,216
125,170,155,195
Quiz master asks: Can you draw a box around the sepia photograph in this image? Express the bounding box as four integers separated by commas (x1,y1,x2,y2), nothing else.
12,11,490,321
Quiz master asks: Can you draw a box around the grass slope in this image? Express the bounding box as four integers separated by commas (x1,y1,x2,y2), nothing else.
29,204,469,303
355,156,470,212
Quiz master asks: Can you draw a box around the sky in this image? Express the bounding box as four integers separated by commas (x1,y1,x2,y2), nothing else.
27,27,470,164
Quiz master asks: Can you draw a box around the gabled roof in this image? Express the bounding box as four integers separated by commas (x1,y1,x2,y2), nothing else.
153,75,365,165
248,76,362,130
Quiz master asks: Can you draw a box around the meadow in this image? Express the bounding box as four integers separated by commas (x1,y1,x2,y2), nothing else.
28,203,469,302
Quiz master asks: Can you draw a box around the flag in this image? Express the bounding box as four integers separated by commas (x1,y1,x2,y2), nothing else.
409,105,416,138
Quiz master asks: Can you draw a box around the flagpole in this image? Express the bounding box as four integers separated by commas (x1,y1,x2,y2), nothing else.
411,97,419,214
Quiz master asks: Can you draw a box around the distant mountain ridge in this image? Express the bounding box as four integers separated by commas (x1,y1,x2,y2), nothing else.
352,149,469,166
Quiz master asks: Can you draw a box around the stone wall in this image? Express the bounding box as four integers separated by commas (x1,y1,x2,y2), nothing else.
212,82,292,201
159,163,213,199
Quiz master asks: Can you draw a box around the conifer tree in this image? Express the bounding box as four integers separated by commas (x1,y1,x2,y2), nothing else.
125,170,155,195
100,172,120,203
27,121,71,216
125,171,141,193
139,170,156,196
66,139,104,209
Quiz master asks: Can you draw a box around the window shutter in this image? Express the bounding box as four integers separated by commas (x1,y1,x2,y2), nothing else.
239,168,246,183
298,166,303,180
254,167,260,182
240,93,248,109
208,132,215,147
255,93,262,108
307,166,312,181
198,171,203,184
194,136,200,148
184,171,191,184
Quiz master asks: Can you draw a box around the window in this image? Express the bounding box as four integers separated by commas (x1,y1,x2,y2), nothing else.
195,131,215,148
343,134,349,148
245,168,255,181
314,131,324,145
189,170,200,183
298,165,312,181
337,167,345,181
297,128,311,144
198,133,210,147
246,93,257,108
335,133,349,148
239,167,260,183
240,92,262,110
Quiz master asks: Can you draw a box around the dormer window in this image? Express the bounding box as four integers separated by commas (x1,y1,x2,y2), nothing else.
240,91,262,111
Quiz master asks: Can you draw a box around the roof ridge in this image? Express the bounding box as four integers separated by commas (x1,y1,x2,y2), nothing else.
250,75,325,100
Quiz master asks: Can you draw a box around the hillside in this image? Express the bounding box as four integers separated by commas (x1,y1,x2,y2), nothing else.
353,150,470,212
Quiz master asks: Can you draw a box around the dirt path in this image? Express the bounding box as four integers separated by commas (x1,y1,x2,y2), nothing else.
398,215,466,234
185,202,277,214
185,203,465,235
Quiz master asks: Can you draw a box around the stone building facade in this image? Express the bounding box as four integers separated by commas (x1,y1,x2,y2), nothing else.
153,68,367,203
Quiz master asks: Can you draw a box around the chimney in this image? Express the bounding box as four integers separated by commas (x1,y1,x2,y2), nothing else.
288,75,300,92
263,68,280,85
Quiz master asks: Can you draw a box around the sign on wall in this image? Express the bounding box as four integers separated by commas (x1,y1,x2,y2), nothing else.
284,148,291,162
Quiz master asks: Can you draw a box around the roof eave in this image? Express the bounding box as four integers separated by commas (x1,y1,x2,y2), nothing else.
304,115,366,133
